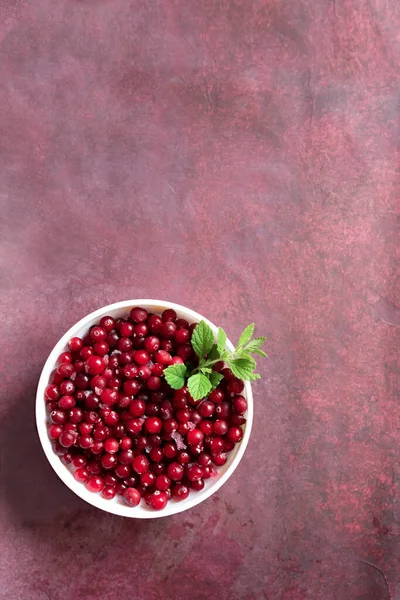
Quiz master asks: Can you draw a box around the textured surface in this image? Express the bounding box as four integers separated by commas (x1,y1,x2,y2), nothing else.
1,1,400,598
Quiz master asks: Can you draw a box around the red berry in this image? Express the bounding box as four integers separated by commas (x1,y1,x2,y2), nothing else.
167,462,184,481
74,467,89,483
102,486,117,500
197,400,214,418
213,420,228,436
144,417,162,434
104,438,119,453
132,454,150,474
145,490,168,510
233,395,248,414
100,316,116,332
172,483,189,500
187,429,204,446
68,337,83,352
130,307,148,323
227,426,243,443
123,487,141,506
86,476,104,492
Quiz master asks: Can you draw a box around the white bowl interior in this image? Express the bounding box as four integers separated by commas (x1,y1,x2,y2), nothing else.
36,299,253,518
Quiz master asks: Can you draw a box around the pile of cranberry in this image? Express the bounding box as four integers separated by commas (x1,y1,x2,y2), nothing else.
45,306,248,511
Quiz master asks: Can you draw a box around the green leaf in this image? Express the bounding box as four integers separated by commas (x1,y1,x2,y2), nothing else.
243,337,266,354
208,371,224,390
207,344,220,361
253,349,267,358
247,372,261,380
191,321,215,359
200,367,213,374
217,327,227,354
237,323,255,348
164,364,187,389
187,373,212,401
229,357,256,380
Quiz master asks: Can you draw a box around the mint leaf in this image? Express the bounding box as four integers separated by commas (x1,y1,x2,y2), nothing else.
207,344,220,361
208,371,224,390
164,364,187,389
253,349,267,357
237,323,255,348
191,321,215,359
243,337,266,354
188,372,212,401
217,327,227,354
229,357,256,380
247,372,261,380
200,367,213,374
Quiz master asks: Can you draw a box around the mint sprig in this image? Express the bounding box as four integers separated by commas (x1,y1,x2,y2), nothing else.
164,320,266,401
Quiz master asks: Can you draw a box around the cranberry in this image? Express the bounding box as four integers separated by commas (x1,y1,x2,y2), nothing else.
213,420,228,436
130,307,148,323
120,322,134,337
105,473,118,486
187,429,204,446
149,447,164,462
138,366,151,380
227,426,243,443
115,464,131,479
160,321,177,339
64,422,78,433
151,363,164,376
132,324,147,338
58,395,75,410
93,341,109,356
163,418,178,434
135,435,148,450
48,424,63,440
104,438,119,453
123,487,141,507
160,339,174,352
61,451,73,464
68,337,83,352
143,335,160,353
100,389,119,406
80,346,93,361
93,425,108,441
177,450,190,465
209,388,224,403
87,460,102,475
123,475,139,487
233,395,248,414
212,453,227,466
191,479,205,491
146,490,168,510
78,422,93,435
198,400,215,418
78,435,94,449
175,318,189,329
178,422,191,435
122,380,140,396
148,314,163,333
118,449,134,464
118,338,133,352
221,368,234,380
127,398,144,417
45,384,60,402
199,420,213,435
190,411,202,425
86,476,104,492
60,379,75,395
102,486,116,500
118,352,132,366
153,350,171,365
72,455,86,468
146,376,161,391
120,436,132,450
164,442,177,459
212,361,225,373
126,418,143,436
116,482,128,495
148,434,161,448
175,329,190,344
123,364,139,379
187,465,203,481
74,467,89,483
103,410,119,426
156,475,171,491
172,483,189,500
167,462,184,481
59,431,77,448
144,417,162,434
90,326,107,343
50,410,67,425
117,395,132,409
75,374,90,390
198,452,212,467
172,390,188,409
132,454,150,474
176,344,193,361
227,377,245,395
100,454,116,469
58,351,73,364
115,318,127,332
107,332,119,348
215,402,231,419
57,363,75,379
100,316,116,332
210,437,225,455
131,336,145,349
162,308,176,322
141,471,156,488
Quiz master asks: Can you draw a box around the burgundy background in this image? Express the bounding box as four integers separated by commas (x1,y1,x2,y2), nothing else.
1,1,400,599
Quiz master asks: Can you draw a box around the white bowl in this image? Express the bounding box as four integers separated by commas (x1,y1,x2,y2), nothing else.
35,299,253,518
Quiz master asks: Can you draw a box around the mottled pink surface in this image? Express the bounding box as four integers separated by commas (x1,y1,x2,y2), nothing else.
1,1,400,598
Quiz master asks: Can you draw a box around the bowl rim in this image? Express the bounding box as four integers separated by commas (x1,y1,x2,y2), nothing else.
35,299,253,518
